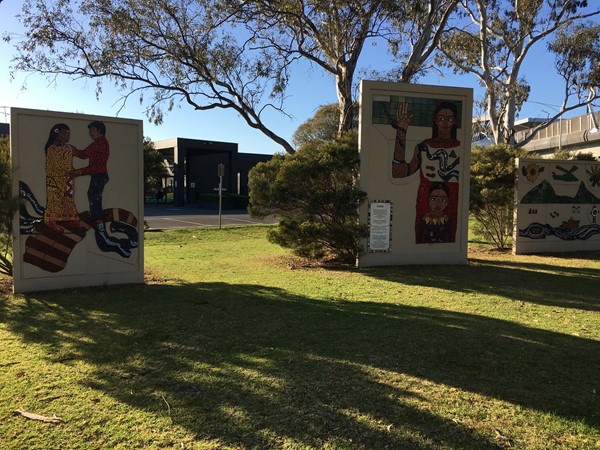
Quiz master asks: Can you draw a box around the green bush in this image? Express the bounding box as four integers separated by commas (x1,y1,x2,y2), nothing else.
548,150,598,161
571,151,598,161
469,144,526,249
0,136,18,276
248,132,367,263
143,137,169,193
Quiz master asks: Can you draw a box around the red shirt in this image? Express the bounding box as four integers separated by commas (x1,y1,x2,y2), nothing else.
75,136,109,175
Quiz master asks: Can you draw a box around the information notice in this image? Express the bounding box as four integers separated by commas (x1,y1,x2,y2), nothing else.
368,201,391,252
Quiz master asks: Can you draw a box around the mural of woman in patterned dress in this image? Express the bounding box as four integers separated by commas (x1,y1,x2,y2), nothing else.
43,123,79,233
389,101,461,243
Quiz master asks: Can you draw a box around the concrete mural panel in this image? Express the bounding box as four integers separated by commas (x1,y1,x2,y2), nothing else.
11,108,144,292
358,81,473,267
514,158,600,254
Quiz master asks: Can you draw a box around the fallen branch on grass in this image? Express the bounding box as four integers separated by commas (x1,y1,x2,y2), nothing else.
15,409,62,423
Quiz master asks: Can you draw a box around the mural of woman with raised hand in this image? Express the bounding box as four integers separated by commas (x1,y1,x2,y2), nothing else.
390,100,462,243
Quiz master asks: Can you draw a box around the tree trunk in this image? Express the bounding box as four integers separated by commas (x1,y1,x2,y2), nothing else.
335,64,355,136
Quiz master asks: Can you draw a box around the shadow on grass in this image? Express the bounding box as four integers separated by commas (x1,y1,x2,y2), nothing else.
2,281,599,448
361,251,600,312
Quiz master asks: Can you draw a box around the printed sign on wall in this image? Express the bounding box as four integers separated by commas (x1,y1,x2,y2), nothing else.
514,158,600,254
358,81,473,267
368,201,392,252
11,108,144,292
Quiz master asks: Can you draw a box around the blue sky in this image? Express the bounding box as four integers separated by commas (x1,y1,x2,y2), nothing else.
1,0,597,155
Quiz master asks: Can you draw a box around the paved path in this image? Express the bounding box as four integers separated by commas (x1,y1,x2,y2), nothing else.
144,204,277,230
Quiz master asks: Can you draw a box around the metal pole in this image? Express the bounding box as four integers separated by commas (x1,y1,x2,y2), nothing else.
218,164,224,229
218,175,222,229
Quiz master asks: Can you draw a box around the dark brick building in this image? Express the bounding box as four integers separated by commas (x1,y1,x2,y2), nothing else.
153,137,272,206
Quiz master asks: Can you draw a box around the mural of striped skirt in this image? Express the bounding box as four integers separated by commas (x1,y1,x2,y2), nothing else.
23,208,138,273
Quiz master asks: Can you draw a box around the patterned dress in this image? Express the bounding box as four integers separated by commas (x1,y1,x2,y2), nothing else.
44,144,78,224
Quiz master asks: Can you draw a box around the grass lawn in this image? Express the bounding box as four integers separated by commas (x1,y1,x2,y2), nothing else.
1,226,599,449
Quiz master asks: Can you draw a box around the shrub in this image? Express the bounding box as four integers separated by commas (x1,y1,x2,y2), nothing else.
469,144,526,249
549,150,598,161
0,136,18,276
143,137,169,193
571,151,598,161
248,132,367,263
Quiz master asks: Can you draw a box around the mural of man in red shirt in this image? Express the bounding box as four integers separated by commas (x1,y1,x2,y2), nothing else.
72,121,109,226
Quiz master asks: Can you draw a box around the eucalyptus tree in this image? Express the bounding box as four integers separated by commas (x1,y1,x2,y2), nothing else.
549,21,600,124
242,0,460,136
238,0,393,136
382,0,459,82
11,0,461,154
437,0,600,146
11,0,298,153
